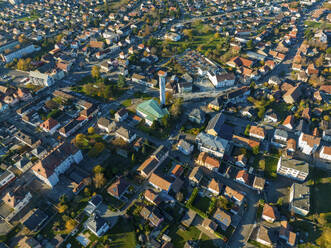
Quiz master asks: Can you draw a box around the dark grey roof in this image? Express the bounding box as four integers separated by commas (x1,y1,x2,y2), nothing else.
89,194,102,207
291,183,310,212
23,209,48,231
153,145,168,161
86,213,108,234
206,113,225,134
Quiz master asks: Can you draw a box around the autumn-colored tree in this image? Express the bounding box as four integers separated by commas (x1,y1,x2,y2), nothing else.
65,219,77,233
88,127,95,135
93,165,104,174
84,187,91,197
93,172,106,189
57,203,68,213
259,159,266,170
75,133,87,149
91,65,100,79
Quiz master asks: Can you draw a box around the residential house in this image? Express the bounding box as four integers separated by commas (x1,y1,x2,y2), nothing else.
23,209,48,232
97,117,115,133
107,177,129,199
253,176,265,191
249,126,265,140
188,108,205,125
39,118,60,134
290,183,310,216
196,152,220,171
177,139,194,155
202,218,218,233
213,209,231,231
196,132,228,158
205,113,225,136
115,108,128,122
264,109,278,123
189,167,203,186
17,236,42,248
207,71,235,88
224,186,244,206
283,115,295,130
235,154,247,167
319,146,331,162
256,225,274,247
262,204,277,223
208,97,223,111
232,135,260,150
287,138,297,156
85,194,102,214
31,142,83,187
236,170,249,185
144,189,161,205
140,206,164,227
277,157,309,181
115,127,136,143
138,145,169,178
148,173,173,193
208,178,221,195
2,186,32,213
136,99,169,126
86,213,109,237
0,170,16,191
59,118,86,137
283,85,301,104
271,129,288,148
279,225,296,247
298,133,321,155
181,210,197,228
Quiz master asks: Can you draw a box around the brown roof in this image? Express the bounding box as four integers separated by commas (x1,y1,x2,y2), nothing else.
171,164,184,177
287,138,297,150
89,40,104,49
253,176,265,190
236,170,249,184
283,115,294,127
249,126,265,138
262,203,277,220
107,177,129,198
224,186,244,202
32,143,79,178
149,173,172,191
233,135,260,149
208,178,220,194
197,152,220,168
137,157,158,177
144,189,160,204
320,85,331,94
40,118,59,131
301,133,321,148
322,146,331,155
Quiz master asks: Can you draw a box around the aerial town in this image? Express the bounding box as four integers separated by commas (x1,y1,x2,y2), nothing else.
0,0,330,247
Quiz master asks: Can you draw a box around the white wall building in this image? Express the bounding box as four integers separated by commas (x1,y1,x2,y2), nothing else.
319,146,331,161
32,143,83,187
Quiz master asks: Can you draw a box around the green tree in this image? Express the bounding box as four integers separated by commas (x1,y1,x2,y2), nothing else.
252,146,259,155
244,124,251,136
117,74,126,88
259,159,266,170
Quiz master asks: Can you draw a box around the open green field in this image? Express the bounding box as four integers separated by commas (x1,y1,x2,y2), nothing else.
304,20,331,29
108,217,136,248
18,15,40,22
170,226,201,247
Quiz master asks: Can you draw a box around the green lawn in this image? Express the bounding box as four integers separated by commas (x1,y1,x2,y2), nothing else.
268,102,291,122
304,20,331,29
170,226,201,248
108,217,136,248
200,233,218,248
264,155,279,179
121,99,132,107
193,196,211,213
18,15,40,21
